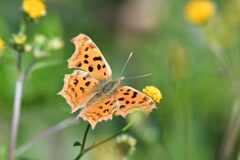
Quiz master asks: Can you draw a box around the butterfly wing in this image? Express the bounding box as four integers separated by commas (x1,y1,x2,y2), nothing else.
68,34,112,81
78,86,156,129
79,96,118,129
114,86,156,117
58,70,99,113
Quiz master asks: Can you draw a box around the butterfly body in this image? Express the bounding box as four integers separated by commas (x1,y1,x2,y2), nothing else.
59,34,156,129
85,77,124,107
101,77,124,94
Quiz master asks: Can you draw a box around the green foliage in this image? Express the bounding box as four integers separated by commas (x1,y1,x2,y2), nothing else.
0,0,240,160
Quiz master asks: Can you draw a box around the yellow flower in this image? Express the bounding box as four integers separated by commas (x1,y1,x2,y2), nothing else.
0,38,4,50
142,86,162,103
22,0,46,19
13,34,27,45
185,0,216,24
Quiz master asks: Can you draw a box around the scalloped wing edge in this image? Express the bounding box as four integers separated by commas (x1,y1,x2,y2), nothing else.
67,33,112,79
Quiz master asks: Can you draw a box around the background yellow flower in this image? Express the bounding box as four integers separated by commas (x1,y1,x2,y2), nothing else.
0,38,4,50
185,0,216,24
22,0,46,19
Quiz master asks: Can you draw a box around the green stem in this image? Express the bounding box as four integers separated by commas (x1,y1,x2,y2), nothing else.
9,57,36,160
82,131,122,156
17,52,23,72
74,121,132,160
8,74,24,160
75,129,122,160
74,124,91,160
23,58,36,79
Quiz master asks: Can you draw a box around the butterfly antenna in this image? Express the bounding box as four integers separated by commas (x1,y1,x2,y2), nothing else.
120,52,133,76
125,73,152,80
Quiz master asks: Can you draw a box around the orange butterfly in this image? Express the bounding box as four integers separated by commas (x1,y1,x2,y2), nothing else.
59,34,156,129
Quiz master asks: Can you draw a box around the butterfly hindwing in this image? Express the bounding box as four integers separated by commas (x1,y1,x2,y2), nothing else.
58,70,99,112
114,86,156,117
79,96,118,129
68,34,112,81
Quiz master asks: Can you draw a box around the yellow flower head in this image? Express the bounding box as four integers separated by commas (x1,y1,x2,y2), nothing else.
0,38,4,50
142,86,162,103
22,0,46,19
13,33,27,45
185,0,216,24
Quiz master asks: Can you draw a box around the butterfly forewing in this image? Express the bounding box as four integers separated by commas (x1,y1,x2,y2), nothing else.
114,86,156,117
58,70,99,112
68,34,112,81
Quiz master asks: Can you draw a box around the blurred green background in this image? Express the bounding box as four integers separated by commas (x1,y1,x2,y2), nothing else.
1,0,240,159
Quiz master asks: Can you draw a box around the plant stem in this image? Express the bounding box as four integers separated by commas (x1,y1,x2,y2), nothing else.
8,74,24,160
17,52,22,72
83,131,122,155
75,124,91,160
9,57,36,160
16,117,77,156
74,126,123,160
23,58,36,79
219,99,240,160
209,39,240,160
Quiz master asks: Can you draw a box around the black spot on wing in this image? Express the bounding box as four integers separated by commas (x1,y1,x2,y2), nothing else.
88,66,94,72
97,64,101,70
132,91,138,98
93,56,102,61
80,87,85,93
76,62,82,67
143,96,149,101
120,105,125,109
85,81,91,86
103,109,109,113
118,98,124,101
105,100,110,105
73,79,78,85
149,101,155,105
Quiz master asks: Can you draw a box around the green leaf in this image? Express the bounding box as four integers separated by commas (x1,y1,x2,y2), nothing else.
73,141,82,147
31,59,62,72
